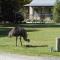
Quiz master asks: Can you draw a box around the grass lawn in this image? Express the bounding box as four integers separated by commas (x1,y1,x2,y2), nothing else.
0,26,60,56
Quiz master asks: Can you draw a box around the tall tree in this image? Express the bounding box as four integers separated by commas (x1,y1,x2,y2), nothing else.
53,1,60,23
1,0,31,23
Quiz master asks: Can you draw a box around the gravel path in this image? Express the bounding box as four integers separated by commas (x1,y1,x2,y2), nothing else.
0,53,60,60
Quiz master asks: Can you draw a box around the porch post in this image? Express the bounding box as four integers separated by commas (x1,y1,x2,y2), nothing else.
41,7,45,22
29,6,33,20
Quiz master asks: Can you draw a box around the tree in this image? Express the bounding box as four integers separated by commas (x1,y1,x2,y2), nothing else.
0,0,31,23
53,1,60,23
17,0,31,6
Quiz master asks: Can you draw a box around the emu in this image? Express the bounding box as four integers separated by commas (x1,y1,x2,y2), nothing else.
8,26,30,47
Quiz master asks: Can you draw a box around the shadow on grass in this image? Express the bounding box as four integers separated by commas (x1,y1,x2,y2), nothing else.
26,29,39,32
24,45,48,48
1,23,60,28
0,27,39,37
20,23,60,28
0,28,11,37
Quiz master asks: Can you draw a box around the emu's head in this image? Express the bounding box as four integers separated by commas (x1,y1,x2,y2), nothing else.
8,27,15,37
8,31,13,37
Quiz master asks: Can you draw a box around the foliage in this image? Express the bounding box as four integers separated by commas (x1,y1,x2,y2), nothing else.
53,2,60,23
17,0,31,7
0,0,31,23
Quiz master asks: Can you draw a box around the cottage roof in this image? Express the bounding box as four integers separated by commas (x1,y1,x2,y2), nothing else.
25,0,56,6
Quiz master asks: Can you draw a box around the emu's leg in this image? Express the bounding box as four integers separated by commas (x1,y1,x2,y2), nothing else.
16,37,18,47
20,36,22,46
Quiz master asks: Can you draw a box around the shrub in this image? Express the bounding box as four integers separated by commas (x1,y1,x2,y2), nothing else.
53,2,60,23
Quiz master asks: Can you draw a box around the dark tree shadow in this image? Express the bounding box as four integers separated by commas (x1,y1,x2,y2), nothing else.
26,29,39,32
0,27,39,37
0,27,11,37
24,45,48,48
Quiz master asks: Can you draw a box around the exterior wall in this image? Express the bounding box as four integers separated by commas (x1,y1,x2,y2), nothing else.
29,6,33,20
29,6,53,22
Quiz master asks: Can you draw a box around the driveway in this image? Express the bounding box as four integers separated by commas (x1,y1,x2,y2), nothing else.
0,53,60,60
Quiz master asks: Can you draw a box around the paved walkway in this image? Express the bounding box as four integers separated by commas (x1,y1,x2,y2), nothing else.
0,53,60,60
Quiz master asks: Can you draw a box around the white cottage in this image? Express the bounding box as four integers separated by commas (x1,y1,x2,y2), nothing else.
25,0,56,22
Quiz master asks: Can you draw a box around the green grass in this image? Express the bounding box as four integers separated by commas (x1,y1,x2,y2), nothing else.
0,26,60,56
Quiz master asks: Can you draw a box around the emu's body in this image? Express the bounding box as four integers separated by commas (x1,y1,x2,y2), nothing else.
8,26,30,46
